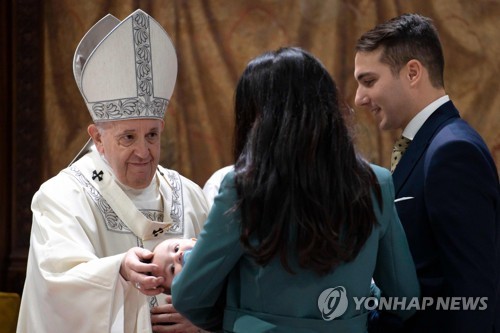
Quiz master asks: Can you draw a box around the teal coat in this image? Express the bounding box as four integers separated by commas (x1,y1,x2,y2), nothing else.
172,165,419,333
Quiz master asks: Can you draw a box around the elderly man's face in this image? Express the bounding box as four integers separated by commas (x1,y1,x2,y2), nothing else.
89,119,164,189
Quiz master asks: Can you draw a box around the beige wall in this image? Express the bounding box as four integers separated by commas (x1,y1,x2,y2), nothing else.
44,0,500,186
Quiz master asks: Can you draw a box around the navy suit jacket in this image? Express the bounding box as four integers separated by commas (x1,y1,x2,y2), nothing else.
393,101,500,333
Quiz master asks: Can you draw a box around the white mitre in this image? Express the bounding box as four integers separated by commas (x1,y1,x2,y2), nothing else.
70,9,177,164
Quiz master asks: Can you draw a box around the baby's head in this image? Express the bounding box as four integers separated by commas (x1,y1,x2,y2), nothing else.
152,237,197,292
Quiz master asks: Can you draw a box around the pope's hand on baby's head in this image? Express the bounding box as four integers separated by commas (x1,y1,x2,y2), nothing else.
151,238,197,288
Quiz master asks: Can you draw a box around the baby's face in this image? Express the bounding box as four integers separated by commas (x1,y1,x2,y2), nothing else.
152,238,197,290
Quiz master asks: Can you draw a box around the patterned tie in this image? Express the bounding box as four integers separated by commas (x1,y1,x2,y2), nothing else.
390,136,411,173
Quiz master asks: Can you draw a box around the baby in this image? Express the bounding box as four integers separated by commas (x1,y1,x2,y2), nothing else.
151,237,197,292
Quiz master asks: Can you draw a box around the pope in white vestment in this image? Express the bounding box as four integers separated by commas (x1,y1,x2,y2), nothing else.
17,146,208,333
16,9,210,333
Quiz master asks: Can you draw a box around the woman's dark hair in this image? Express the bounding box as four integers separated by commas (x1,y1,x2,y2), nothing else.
233,47,382,275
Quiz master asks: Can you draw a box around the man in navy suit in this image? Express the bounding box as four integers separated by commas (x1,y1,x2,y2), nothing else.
354,13,499,333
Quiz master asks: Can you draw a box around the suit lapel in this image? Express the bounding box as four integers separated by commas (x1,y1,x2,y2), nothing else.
393,101,460,195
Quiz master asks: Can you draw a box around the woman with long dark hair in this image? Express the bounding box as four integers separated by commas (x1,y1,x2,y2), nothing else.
171,47,419,332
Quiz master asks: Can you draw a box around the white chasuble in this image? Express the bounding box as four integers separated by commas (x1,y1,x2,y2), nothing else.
17,148,209,333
